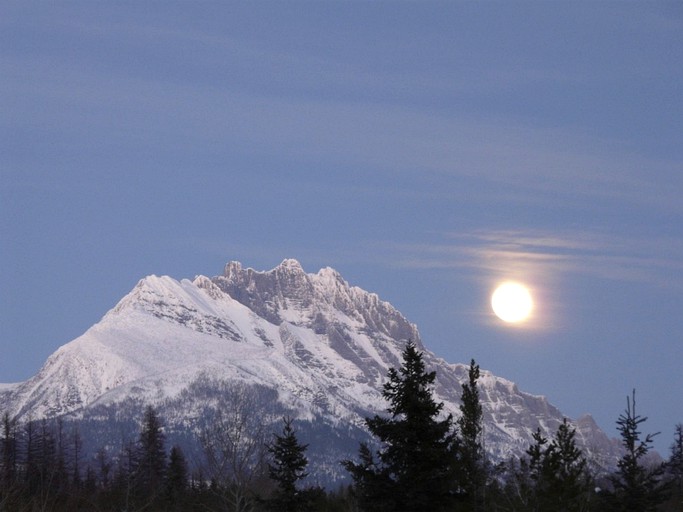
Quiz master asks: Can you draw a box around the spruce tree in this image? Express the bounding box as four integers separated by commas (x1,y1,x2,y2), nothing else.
0,413,17,488
344,341,458,512
266,416,309,512
668,423,683,497
70,423,83,490
95,447,111,491
0,412,18,509
166,445,188,511
525,419,592,512
24,418,57,503
609,390,667,511
457,359,486,510
551,419,592,510
134,405,167,500
526,427,551,509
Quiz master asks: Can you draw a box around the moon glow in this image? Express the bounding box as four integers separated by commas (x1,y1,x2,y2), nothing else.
491,282,534,323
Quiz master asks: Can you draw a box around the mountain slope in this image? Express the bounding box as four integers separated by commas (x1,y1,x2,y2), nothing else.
0,259,620,477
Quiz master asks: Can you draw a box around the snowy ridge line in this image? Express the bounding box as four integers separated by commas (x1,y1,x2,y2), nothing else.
0,258,622,473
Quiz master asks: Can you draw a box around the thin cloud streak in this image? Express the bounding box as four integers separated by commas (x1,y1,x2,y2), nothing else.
41,12,597,100
4,41,682,217
384,229,683,291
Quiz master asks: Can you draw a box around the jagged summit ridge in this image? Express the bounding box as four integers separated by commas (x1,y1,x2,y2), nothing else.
0,259,621,472
2,260,415,422
213,259,416,346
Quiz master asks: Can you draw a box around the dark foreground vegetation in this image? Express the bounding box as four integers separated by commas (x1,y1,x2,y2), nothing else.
1,343,681,511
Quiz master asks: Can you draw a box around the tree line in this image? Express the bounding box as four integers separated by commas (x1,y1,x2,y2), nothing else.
1,342,681,511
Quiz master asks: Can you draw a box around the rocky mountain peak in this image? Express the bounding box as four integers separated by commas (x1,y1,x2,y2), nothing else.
215,260,313,325
223,260,244,279
0,258,624,479
212,261,420,349
275,258,305,272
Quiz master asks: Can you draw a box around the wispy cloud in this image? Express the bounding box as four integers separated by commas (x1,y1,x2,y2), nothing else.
364,228,683,331
4,14,681,219
384,229,683,290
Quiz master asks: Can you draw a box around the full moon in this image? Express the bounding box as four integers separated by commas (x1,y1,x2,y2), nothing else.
491,282,534,323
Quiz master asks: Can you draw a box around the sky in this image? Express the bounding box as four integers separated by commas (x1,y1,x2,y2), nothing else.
1,1,682,454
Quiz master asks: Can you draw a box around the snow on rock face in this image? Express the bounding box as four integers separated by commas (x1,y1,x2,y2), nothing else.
215,259,419,348
0,259,621,471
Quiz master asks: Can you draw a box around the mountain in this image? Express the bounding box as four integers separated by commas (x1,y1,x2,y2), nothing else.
0,259,621,482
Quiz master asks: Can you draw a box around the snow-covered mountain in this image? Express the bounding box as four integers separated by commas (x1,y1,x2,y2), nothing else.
0,259,620,479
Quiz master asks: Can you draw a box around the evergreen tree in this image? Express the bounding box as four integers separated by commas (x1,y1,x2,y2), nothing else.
95,447,111,490
609,390,668,511
266,416,309,512
133,405,167,501
111,440,137,512
666,423,683,502
0,412,18,510
456,358,486,510
53,419,70,502
166,445,188,511
344,442,394,511
20,419,59,510
550,419,592,509
497,455,535,511
0,413,17,488
344,341,458,512
70,423,83,490
515,428,551,510
525,419,592,512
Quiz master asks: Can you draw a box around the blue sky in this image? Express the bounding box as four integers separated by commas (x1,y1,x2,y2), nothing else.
2,1,682,453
